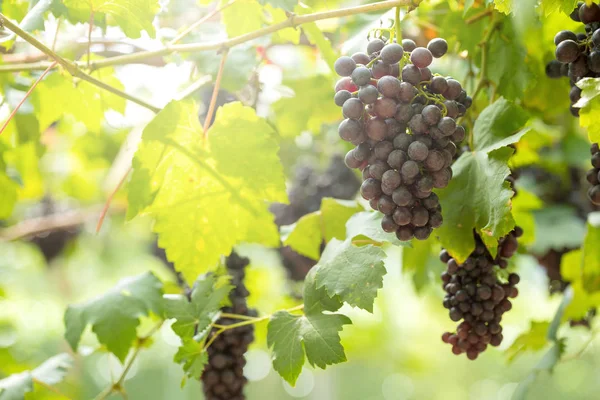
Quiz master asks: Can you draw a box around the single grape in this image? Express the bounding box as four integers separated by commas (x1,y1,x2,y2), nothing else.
392,186,413,206
545,60,563,79
593,152,600,168
571,2,582,21
358,85,379,105
570,86,582,104
401,160,420,180
407,141,429,161
451,126,466,143
408,114,429,134
579,2,600,24
414,134,433,148
338,118,363,142
428,38,448,58
334,56,357,77
398,81,417,103
387,149,408,169
438,117,457,136
395,103,414,123
444,101,459,118
366,117,388,141
335,77,358,93
424,150,445,172
372,61,392,79
432,168,452,189
414,226,433,240
381,215,399,233
342,98,364,119
430,76,449,94
429,212,443,229
369,160,390,180
354,142,371,161
385,119,405,138
374,141,395,161
587,168,600,185
422,105,442,126
444,79,463,100
393,133,414,151
381,43,404,64
367,39,386,55
411,47,433,68
382,169,402,191
554,30,578,45
378,196,397,215
360,178,383,200
402,65,422,86
594,29,600,47
393,207,412,226
352,66,372,86
589,51,600,73
423,193,440,210
555,40,580,63
377,76,402,98
416,175,434,193
420,67,433,82
334,90,352,107
396,226,414,241
570,55,589,79
374,97,398,118
401,39,417,52
352,52,370,65
344,150,362,169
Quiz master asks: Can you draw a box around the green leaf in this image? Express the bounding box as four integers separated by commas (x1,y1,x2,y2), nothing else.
62,0,159,38
576,78,600,143
345,211,407,246
127,101,286,282
282,198,362,259
32,70,126,132
530,206,587,255
20,0,53,32
0,372,32,400
505,321,550,362
266,5,301,44
259,0,297,11
173,338,208,382
314,239,386,312
295,4,337,71
437,99,529,262
540,0,579,16
272,75,339,137
64,272,163,362
402,237,442,293
164,274,232,339
0,172,18,219
493,0,513,13
221,0,264,37
31,353,73,385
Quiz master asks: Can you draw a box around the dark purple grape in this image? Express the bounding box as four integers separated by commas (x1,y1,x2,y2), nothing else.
555,40,580,63
428,38,448,58
396,226,414,241
451,126,466,143
422,105,442,126
430,76,449,94
385,119,405,138
571,2,582,21
381,43,404,64
344,150,362,169
358,85,379,104
334,56,357,77
432,168,452,189
438,117,457,136
395,103,414,123
587,168,600,185
545,60,563,79
387,149,408,169
570,86,582,104
374,97,398,118
401,39,417,52
402,65,422,86
407,141,429,161
579,2,600,24
424,150,445,172
354,142,371,161
378,76,401,98
593,152,600,168
444,101,459,118
366,117,388,141
398,81,416,103
369,160,389,180
392,186,413,206
589,51,600,73
378,195,397,215
338,118,363,142
367,39,386,55
393,133,414,151
360,178,383,200
342,98,364,119
408,114,429,134
351,52,370,65
393,207,412,226
382,169,402,191
594,29,600,47
334,90,352,107
401,160,420,180
414,226,433,240
352,66,372,86
374,141,394,160
420,67,433,82
444,79,462,100
381,215,399,233
429,212,443,228
372,61,392,79
335,77,358,93
411,47,433,68
570,55,589,79
554,30,577,45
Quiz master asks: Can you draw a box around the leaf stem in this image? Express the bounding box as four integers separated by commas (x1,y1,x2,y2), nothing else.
471,14,500,104
0,60,57,136
203,49,229,137
465,7,493,25
169,0,236,45
96,166,132,234
51,17,62,52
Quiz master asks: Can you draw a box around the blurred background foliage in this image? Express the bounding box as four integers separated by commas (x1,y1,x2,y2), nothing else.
0,0,599,399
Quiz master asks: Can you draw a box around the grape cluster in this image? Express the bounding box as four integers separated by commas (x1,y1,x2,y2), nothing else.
440,228,522,360
202,253,256,400
334,37,471,241
546,1,600,116
587,143,600,205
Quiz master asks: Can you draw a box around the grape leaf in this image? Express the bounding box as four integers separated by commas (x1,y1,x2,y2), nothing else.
575,78,600,143
64,272,163,362
32,70,126,132
505,321,551,362
266,5,301,44
127,101,286,282
0,354,73,400
0,172,18,219
345,211,408,246
174,338,208,382
437,99,529,263
164,274,232,339
493,0,512,14
259,0,297,11
221,0,264,37
272,75,339,137
282,198,362,259
267,268,350,385
62,0,159,38
295,4,338,71
314,239,386,312
540,0,579,16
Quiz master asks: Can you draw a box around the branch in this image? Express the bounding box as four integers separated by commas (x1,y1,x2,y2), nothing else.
203,50,228,136
169,0,236,45
0,60,57,135
471,15,501,104
96,166,132,234
0,13,161,113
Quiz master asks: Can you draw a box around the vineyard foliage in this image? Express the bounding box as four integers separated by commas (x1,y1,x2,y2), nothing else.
0,0,599,399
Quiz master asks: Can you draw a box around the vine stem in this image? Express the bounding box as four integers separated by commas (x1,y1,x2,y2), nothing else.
95,321,164,400
0,13,161,113
96,166,132,234
203,50,229,137
169,0,236,45
0,60,57,136
471,15,500,104
32,378,73,399
0,0,420,74
395,6,402,42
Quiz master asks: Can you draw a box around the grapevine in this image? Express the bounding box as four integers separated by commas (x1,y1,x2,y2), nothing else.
335,35,471,241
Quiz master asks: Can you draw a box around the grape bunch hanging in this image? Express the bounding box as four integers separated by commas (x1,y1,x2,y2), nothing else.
202,253,256,400
546,1,600,116
440,228,522,360
334,37,471,241
588,143,600,205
